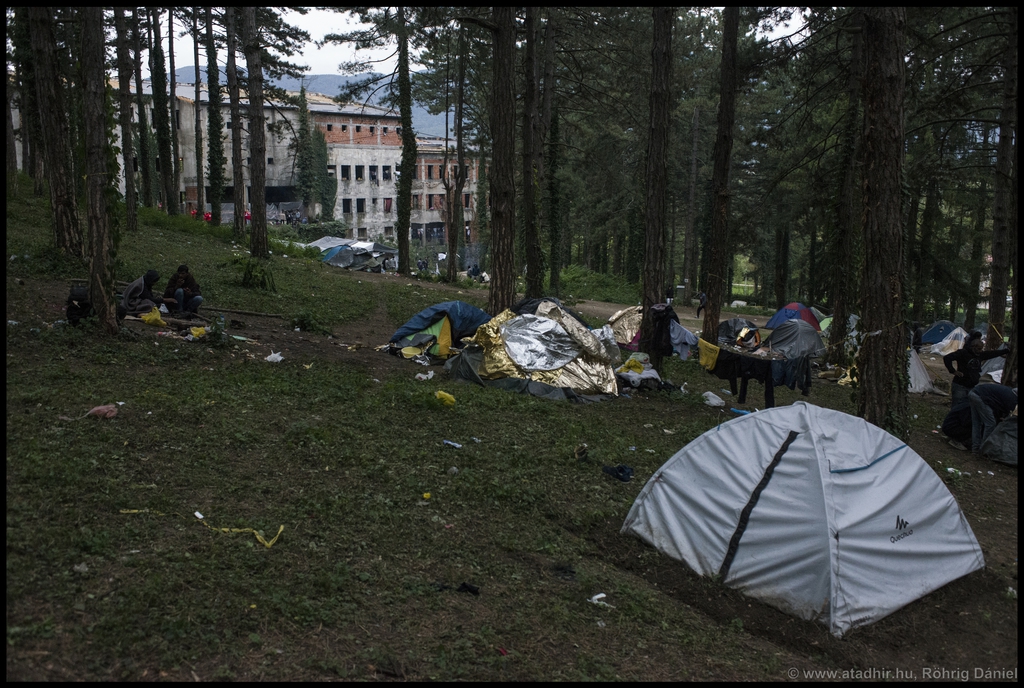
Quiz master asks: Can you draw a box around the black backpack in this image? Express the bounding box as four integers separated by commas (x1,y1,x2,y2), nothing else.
66,285,94,325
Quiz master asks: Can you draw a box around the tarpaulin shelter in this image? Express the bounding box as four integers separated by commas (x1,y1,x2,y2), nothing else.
389,301,492,359
621,402,984,637
766,302,821,331
928,327,969,356
718,318,759,344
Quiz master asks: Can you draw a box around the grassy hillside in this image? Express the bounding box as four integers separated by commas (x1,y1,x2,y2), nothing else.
6,180,1016,681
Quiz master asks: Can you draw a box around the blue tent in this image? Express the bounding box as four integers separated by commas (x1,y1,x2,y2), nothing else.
921,320,956,344
766,302,821,331
390,301,492,346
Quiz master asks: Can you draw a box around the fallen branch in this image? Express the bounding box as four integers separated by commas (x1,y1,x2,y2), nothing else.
204,307,285,319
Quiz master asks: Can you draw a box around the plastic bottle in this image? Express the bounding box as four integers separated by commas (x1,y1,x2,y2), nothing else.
217,314,225,331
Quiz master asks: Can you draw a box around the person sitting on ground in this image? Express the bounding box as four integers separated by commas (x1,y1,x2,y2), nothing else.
943,330,1008,408
967,384,1017,454
163,264,203,315
122,270,162,316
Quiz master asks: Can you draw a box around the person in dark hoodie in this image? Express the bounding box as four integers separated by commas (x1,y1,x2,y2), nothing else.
163,264,203,315
121,270,161,316
943,330,1008,408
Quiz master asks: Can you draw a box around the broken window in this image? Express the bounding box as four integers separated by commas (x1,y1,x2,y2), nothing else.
355,165,364,181
369,165,378,184
382,165,391,181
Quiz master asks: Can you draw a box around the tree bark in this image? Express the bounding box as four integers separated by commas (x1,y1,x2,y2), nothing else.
702,6,740,344
241,7,267,258
486,6,517,316
522,6,544,298
169,7,181,213
206,7,226,227
114,8,138,233
987,6,1016,351
193,11,204,219
682,105,699,305
547,110,562,296
149,9,177,214
395,6,416,275
226,6,246,240
132,9,154,208
81,6,118,334
857,7,908,435
28,6,82,259
639,6,673,371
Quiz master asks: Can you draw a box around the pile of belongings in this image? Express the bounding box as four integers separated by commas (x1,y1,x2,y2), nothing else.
385,301,492,364
609,305,697,359
446,298,621,400
304,236,399,272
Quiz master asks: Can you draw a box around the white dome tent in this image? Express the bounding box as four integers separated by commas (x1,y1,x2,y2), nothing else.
621,402,984,637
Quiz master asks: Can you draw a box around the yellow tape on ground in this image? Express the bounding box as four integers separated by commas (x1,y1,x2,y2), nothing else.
120,509,284,548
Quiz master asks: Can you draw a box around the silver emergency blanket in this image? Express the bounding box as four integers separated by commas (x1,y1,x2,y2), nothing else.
501,314,581,371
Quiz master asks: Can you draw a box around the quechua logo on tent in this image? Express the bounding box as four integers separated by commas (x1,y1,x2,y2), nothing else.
891,515,913,544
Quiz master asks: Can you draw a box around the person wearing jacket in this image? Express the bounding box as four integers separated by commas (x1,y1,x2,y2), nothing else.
943,331,1007,408
163,264,203,315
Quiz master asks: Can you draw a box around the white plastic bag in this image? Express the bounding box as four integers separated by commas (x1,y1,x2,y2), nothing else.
266,351,283,363
702,391,725,407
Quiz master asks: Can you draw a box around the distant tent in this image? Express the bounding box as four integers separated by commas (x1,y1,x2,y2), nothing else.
766,302,821,331
389,301,492,358
907,349,936,394
809,306,829,325
921,320,956,345
929,327,969,356
621,402,984,637
763,319,826,359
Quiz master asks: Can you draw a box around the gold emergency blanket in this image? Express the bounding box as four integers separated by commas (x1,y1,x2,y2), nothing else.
608,306,643,345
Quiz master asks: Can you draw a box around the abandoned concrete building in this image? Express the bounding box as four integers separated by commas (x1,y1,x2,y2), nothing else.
14,80,482,246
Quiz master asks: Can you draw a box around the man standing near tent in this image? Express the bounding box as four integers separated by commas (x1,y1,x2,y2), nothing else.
944,331,1008,407
696,291,707,319
967,384,1017,454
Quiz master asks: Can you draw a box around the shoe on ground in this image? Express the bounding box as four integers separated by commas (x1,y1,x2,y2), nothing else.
947,439,968,452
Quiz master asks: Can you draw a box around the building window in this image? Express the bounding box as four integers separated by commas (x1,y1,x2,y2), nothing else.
267,157,274,165
355,165,364,181
384,197,393,213
341,165,350,181
342,124,347,132
464,193,471,209
382,165,391,181
369,126,375,134
355,125,361,133
412,194,420,209
175,110,180,130
427,165,433,180
327,165,336,177
342,199,352,214
372,197,378,206
356,198,365,213
384,225,393,237
383,126,388,135
396,127,402,136
358,227,367,239
327,124,333,131
427,194,434,210
369,165,378,184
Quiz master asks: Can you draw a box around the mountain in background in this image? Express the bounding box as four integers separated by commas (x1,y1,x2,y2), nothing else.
173,66,450,137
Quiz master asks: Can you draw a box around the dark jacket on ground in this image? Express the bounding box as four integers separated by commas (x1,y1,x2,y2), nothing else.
122,274,160,316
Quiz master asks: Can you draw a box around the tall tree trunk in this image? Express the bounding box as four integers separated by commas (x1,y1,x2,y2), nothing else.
132,10,153,208
640,6,673,371
28,6,82,258
682,105,699,305
114,8,138,233
486,6,517,316
241,7,267,259
857,7,908,435
828,10,863,366
395,6,416,275
912,178,939,324
987,6,1016,351
206,8,226,227
701,6,739,344
193,11,204,219
522,6,544,298
445,26,468,283
149,9,176,214
169,7,180,212
225,6,246,240
547,110,562,296
7,75,19,194
81,6,118,334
